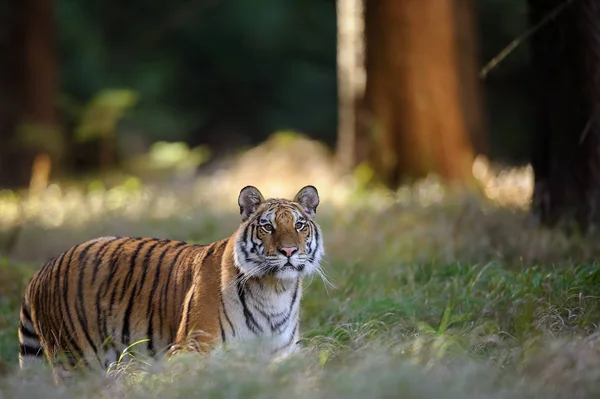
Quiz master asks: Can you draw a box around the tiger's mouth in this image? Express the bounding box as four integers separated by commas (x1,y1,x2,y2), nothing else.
281,262,305,272
261,258,308,279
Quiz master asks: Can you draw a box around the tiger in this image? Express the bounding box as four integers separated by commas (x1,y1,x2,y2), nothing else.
18,185,325,379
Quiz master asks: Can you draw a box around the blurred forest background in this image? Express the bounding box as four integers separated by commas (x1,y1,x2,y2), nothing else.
0,0,595,229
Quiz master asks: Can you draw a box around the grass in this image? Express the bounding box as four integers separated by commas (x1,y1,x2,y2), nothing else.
1,140,600,398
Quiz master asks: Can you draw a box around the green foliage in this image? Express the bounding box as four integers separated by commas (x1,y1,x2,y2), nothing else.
147,141,209,170
76,89,138,142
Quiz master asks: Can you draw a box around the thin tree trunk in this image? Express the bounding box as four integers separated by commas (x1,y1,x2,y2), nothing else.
529,0,600,232
336,0,365,171
359,0,478,188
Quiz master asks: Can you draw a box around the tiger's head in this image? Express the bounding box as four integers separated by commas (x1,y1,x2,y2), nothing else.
233,185,324,281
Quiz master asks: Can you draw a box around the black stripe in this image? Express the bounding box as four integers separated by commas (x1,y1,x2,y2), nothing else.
45,252,66,350
147,309,155,356
162,243,190,341
306,223,314,255
236,280,263,334
271,323,299,356
248,225,257,256
271,279,300,332
38,255,58,275
19,343,43,356
100,238,129,309
21,302,32,322
271,312,290,332
50,251,66,348
39,252,63,362
171,264,183,323
240,225,250,258
309,223,320,259
19,322,38,339
146,240,172,356
289,278,300,313
60,243,87,362
245,284,275,326
91,239,116,283
254,304,272,325
121,295,136,345
202,242,218,262
97,238,128,351
119,238,153,302
75,240,104,360
157,242,188,344
219,296,235,337
218,310,226,343
250,225,263,257
121,239,157,345
285,323,299,347
110,238,148,339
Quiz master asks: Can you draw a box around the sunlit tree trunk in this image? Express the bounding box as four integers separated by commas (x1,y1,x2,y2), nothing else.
0,0,59,190
355,0,479,188
529,0,600,232
336,0,365,171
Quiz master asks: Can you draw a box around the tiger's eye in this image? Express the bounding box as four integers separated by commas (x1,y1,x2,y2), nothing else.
295,222,304,230
262,224,273,232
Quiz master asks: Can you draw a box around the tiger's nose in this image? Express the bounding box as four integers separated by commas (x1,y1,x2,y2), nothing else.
279,246,298,257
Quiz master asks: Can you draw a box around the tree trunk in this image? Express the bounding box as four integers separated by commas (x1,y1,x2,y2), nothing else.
0,0,59,190
335,0,365,171
357,0,479,188
529,0,600,232
0,0,28,189
455,0,487,156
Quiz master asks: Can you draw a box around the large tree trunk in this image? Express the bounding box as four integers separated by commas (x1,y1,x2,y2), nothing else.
354,0,479,188
529,0,600,232
0,0,59,190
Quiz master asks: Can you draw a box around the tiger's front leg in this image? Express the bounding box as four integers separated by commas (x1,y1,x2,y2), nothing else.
170,276,222,356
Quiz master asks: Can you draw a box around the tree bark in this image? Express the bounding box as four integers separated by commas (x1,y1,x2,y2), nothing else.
529,0,600,232
455,0,487,156
0,0,59,190
0,0,27,189
336,0,365,171
356,0,479,188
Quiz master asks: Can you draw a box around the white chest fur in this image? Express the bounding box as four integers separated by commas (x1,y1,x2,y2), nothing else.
220,278,301,356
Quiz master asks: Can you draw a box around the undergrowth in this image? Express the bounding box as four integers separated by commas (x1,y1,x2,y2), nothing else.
1,152,600,397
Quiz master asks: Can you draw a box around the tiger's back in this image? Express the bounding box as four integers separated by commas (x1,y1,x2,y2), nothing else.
20,236,220,370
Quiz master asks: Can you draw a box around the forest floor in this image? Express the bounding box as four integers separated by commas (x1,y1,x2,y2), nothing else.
1,136,600,398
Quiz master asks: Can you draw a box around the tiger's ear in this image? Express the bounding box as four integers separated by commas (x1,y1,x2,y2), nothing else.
294,185,319,218
238,186,265,221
